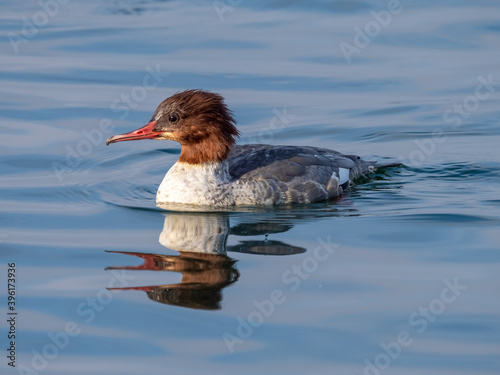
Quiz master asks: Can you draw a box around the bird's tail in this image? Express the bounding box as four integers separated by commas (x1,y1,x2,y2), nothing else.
348,156,402,180
374,161,402,169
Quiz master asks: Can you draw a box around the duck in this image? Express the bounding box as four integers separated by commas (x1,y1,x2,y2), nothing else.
106,89,397,207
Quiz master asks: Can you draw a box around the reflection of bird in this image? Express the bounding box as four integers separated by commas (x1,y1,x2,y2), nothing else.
107,90,398,207
106,251,239,310
106,213,306,310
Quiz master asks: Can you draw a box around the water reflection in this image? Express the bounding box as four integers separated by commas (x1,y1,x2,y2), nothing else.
107,250,239,310
106,212,306,309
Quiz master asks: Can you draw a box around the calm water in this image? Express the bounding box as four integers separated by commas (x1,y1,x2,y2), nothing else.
1,1,500,374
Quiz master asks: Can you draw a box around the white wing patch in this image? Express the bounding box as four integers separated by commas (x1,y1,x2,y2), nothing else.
338,167,350,185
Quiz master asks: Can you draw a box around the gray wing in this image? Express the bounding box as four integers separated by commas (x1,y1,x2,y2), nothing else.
227,144,376,203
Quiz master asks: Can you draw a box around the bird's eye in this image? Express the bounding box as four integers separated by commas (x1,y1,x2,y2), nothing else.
168,113,179,123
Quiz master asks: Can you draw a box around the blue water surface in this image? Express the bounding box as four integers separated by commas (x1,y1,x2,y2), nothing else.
1,1,499,374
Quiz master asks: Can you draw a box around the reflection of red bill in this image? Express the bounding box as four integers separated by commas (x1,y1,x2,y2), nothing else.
105,250,166,271
107,285,156,292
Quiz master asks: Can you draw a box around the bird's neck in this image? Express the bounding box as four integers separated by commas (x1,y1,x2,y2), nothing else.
178,136,233,164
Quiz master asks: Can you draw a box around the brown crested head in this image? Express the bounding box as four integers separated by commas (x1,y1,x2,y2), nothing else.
106,89,240,164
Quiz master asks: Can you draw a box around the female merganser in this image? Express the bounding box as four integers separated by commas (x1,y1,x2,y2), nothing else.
107,90,397,207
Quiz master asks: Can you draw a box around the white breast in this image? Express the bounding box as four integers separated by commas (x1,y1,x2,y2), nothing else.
156,161,234,206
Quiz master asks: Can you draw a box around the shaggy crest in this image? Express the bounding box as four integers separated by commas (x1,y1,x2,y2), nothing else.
152,90,240,164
